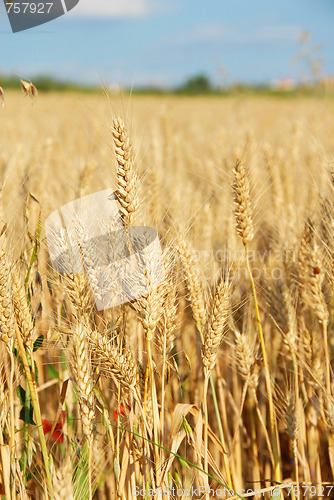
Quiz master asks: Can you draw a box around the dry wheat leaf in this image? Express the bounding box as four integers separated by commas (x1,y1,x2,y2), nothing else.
0,87,4,108
160,428,186,484
118,430,130,496
188,405,227,455
171,403,198,436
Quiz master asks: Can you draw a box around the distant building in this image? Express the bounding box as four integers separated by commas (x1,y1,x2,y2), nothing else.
270,77,297,91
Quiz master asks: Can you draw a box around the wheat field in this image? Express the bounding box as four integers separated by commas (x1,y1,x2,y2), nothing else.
0,90,334,499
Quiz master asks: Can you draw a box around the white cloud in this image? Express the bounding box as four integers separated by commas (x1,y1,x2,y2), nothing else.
73,0,158,17
172,23,300,46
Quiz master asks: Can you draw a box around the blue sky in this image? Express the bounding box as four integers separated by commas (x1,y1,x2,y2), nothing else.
0,0,333,87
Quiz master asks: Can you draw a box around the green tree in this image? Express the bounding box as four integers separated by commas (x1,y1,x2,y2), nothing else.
178,73,213,94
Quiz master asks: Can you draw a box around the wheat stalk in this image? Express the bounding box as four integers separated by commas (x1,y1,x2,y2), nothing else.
71,322,95,440
232,159,282,484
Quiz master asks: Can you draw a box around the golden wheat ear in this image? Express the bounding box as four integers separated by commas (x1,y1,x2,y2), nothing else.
112,116,138,227
233,160,254,245
202,279,231,375
12,264,34,349
0,248,14,346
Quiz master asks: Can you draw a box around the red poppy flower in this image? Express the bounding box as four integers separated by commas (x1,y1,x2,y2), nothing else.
42,420,52,434
114,403,126,422
42,411,66,444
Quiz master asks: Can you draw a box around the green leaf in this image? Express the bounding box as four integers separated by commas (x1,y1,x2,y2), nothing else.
178,455,190,469
33,335,44,352
74,442,89,500
46,364,59,380
174,468,183,487
182,416,193,437
19,405,35,426
61,349,67,371
16,386,26,404
25,214,41,304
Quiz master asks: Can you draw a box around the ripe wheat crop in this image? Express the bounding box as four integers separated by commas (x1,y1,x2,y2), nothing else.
0,91,334,499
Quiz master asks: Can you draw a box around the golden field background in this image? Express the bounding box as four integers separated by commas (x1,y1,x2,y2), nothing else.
0,91,334,499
